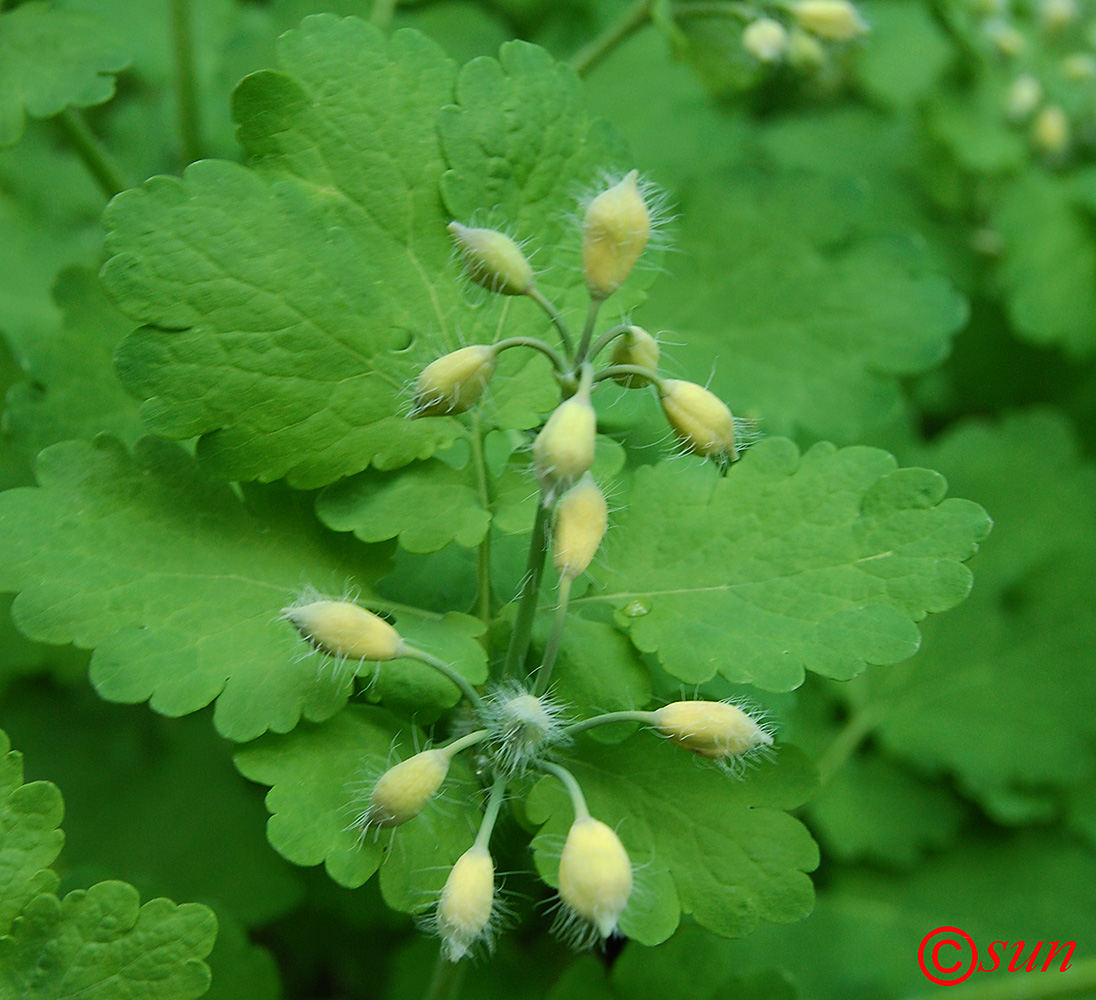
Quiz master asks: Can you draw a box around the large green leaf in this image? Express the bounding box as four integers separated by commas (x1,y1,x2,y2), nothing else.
0,436,485,741
102,19,622,488
0,729,63,934
0,2,129,147
577,440,990,691
0,881,215,1000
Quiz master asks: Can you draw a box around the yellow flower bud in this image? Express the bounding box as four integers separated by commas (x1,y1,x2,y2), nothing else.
658,379,736,463
582,171,651,300
533,389,597,500
552,474,608,580
558,816,632,939
366,748,451,828
1039,0,1077,33
984,18,1026,57
1061,52,1096,81
1005,74,1042,121
1033,104,1070,157
786,27,826,69
609,326,659,387
743,17,788,62
792,0,868,41
282,599,402,661
448,222,534,296
412,345,497,417
652,700,773,760
437,845,496,961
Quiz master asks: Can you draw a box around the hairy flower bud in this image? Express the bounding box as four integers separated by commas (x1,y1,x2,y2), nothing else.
792,0,867,40
448,222,534,295
1033,104,1070,156
552,474,608,580
533,389,597,500
1005,74,1042,121
582,171,651,300
437,845,496,961
658,379,736,464
365,748,451,828
609,326,659,387
412,345,497,417
743,17,788,62
282,599,402,661
558,816,632,939
652,700,773,760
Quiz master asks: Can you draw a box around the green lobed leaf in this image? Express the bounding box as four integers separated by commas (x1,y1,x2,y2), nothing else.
995,170,1096,357
527,737,819,943
876,410,1096,819
640,169,968,446
854,1,954,109
578,441,990,691
0,2,130,147
723,829,1096,1000
102,18,621,488
0,880,216,1000
0,729,64,934
4,266,143,463
0,436,484,741
202,907,281,1000
2,688,302,928
234,706,480,904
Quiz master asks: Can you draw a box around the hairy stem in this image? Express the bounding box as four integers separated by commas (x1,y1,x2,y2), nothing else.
502,502,551,678
526,286,574,359
565,710,655,736
906,956,1096,1000
493,336,568,375
539,761,589,820
423,951,465,1000
533,575,572,696
593,363,662,388
399,645,485,712
170,0,202,163
574,298,603,367
441,729,491,758
474,772,509,850
55,109,124,199
570,0,654,77
586,323,636,362
469,416,493,625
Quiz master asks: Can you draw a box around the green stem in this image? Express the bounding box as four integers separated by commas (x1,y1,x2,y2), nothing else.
539,761,589,820
55,109,125,199
441,728,491,758
493,336,567,375
906,956,1096,1000
474,773,508,850
586,324,635,362
816,702,888,786
533,575,572,696
469,416,493,625
170,0,202,163
371,0,397,29
399,645,485,712
423,950,465,1000
565,710,655,737
593,363,662,388
526,286,574,359
574,298,603,367
502,501,551,678
570,0,654,77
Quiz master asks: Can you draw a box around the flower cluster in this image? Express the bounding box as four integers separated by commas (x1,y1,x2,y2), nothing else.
281,170,774,961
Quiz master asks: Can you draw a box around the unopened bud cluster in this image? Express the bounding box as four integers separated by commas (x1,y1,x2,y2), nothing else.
735,1,868,70
277,166,778,962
